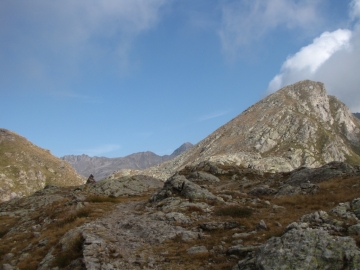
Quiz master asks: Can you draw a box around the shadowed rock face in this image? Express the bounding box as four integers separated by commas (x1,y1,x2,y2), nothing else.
62,142,193,181
286,161,360,186
117,80,360,181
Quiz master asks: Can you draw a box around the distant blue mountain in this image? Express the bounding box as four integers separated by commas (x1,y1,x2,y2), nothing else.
61,142,193,181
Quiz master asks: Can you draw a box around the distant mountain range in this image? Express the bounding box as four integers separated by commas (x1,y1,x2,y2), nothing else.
61,142,193,180
354,113,360,119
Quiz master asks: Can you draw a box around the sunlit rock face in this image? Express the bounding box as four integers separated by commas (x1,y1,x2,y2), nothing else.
117,80,360,181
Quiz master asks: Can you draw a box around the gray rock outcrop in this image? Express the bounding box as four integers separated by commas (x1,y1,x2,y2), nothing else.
235,228,360,270
286,161,360,186
235,198,360,270
86,174,96,184
86,175,163,197
149,174,223,203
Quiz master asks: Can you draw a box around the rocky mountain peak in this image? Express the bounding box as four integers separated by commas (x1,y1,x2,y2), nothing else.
170,142,193,157
121,80,360,180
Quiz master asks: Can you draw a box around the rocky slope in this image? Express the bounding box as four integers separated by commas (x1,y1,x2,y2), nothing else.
111,80,360,180
62,142,193,180
0,129,85,202
1,161,360,269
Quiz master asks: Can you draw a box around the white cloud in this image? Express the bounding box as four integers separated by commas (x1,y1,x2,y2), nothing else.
218,0,322,59
197,110,230,122
315,25,360,112
282,30,352,73
79,144,121,156
267,1,360,112
267,29,352,93
350,0,360,20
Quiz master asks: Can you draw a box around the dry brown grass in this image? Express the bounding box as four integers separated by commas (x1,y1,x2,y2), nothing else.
153,227,239,270
0,193,152,269
55,207,92,227
86,195,122,203
239,175,360,245
152,174,360,268
0,215,19,238
52,233,84,268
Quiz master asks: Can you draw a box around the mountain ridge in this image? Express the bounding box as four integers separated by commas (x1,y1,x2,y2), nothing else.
109,80,360,181
2,80,360,269
62,142,193,180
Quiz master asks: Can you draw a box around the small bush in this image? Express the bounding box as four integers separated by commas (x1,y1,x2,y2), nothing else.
186,205,204,213
215,206,252,218
86,195,119,203
53,234,84,268
76,207,92,218
0,228,9,238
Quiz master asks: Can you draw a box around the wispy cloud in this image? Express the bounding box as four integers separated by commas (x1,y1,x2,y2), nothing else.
267,0,360,112
50,90,102,103
0,0,167,96
197,110,230,122
218,0,323,60
350,0,360,20
78,144,121,157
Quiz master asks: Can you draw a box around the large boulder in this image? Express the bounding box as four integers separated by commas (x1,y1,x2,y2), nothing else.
87,175,163,197
286,162,360,186
187,171,220,183
276,183,320,197
236,228,360,270
235,202,360,270
149,174,223,203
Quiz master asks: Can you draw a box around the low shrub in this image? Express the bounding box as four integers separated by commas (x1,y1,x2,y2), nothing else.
0,228,9,238
53,234,84,268
56,207,92,227
186,205,204,213
214,205,252,218
86,195,119,203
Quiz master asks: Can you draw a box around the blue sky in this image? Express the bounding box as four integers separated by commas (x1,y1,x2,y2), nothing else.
1,0,360,158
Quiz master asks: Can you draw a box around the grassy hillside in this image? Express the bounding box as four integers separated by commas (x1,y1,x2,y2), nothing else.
0,129,85,202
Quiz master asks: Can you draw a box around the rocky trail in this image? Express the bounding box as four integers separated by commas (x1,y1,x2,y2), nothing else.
2,161,360,269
